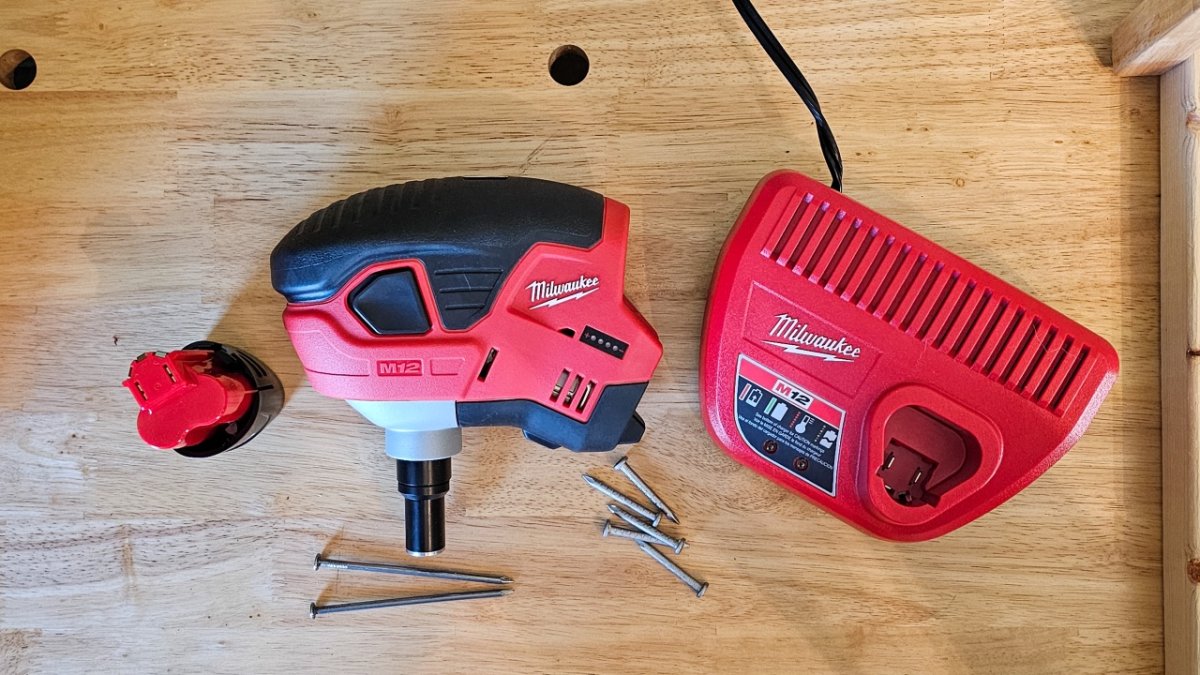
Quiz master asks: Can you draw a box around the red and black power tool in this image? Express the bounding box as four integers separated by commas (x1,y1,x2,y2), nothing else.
701,171,1119,541
271,177,662,556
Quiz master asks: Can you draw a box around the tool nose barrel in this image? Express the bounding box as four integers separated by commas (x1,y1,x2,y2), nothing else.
403,496,445,556
397,458,451,556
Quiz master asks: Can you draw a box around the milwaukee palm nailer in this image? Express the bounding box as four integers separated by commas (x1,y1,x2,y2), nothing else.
271,177,662,556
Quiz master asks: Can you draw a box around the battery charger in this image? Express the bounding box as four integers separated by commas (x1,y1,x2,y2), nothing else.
700,171,1119,540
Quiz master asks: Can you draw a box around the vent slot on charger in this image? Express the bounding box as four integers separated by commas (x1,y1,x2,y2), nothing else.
761,190,1093,414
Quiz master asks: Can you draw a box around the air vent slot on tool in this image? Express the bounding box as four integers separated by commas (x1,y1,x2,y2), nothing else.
551,369,570,401
563,375,583,407
477,348,498,381
549,368,595,412
761,191,1093,414
576,380,594,411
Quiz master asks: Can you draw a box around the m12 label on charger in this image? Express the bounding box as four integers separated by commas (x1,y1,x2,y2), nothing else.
733,355,845,495
771,380,813,408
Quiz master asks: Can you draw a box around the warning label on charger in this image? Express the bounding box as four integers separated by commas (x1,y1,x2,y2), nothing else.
734,355,845,495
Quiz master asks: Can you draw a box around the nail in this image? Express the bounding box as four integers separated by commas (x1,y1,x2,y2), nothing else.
313,554,512,585
636,542,707,598
614,457,679,524
582,474,661,525
607,504,679,549
602,520,685,554
309,589,511,618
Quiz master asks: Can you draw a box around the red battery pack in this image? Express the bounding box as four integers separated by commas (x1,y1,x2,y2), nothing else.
700,171,1119,541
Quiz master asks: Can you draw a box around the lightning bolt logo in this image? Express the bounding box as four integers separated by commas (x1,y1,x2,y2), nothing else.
763,341,856,363
530,287,599,310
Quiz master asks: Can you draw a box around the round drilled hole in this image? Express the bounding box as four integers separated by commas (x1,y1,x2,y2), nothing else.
0,50,37,91
548,45,589,86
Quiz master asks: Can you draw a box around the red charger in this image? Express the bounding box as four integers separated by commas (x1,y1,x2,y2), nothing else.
701,171,1119,541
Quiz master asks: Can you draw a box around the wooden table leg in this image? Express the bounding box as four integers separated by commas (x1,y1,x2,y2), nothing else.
1160,54,1200,675
1115,2,1200,671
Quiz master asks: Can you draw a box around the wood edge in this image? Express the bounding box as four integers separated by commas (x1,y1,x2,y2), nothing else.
1160,56,1200,675
1114,0,1200,76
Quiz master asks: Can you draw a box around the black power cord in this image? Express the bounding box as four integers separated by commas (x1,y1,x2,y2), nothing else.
733,0,844,191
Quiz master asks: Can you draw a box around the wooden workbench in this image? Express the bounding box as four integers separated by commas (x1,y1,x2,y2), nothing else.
0,1,1163,672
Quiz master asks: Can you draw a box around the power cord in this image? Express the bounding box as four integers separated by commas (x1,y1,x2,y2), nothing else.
733,0,844,191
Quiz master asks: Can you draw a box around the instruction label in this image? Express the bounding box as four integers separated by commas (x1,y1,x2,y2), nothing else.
734,355,845,495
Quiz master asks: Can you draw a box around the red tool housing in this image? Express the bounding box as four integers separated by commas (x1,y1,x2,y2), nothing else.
273,177,662,452
281,202,659,421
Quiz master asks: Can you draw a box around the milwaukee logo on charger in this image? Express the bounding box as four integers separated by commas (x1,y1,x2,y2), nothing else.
763,313,862,363
527,274,600,309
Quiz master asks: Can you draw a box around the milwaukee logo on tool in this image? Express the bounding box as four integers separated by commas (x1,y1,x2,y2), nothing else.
527,274,600,309
764,313,861,363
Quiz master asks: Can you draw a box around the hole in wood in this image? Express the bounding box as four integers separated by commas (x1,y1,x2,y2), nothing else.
0,50,37,91
549,45,589,86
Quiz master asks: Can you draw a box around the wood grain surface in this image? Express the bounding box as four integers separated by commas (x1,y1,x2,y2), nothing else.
1114,0,1200,75
0,1,1163,673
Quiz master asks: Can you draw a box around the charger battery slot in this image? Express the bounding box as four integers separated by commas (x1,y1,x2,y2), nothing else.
877,405,981,508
